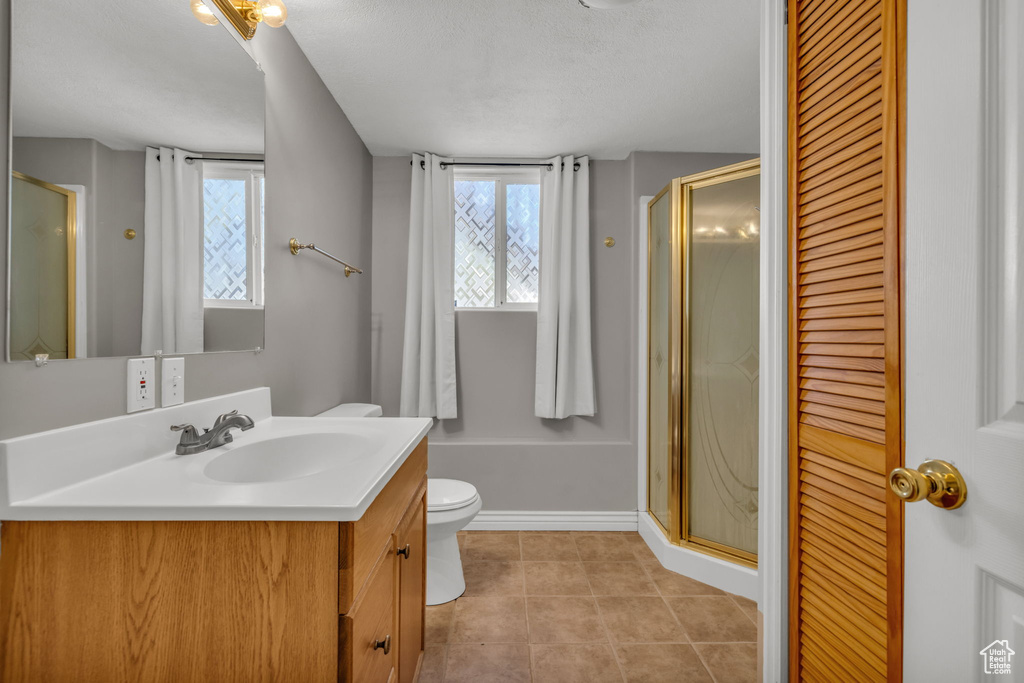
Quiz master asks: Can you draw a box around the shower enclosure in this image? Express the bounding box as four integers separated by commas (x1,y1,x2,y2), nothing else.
647,159,759,567
8,171,77,360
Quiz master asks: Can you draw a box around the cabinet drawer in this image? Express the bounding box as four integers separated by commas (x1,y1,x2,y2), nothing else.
340,545,396,683
339,439,426,614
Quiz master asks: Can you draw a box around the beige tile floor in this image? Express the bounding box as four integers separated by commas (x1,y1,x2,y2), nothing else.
420,531,758,683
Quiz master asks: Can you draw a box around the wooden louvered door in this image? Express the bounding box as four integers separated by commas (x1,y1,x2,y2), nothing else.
787,0,904,681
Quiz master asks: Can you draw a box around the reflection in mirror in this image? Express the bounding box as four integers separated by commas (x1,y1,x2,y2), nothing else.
7,0,266,361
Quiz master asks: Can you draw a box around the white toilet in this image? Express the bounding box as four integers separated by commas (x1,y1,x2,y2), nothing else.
425,478,481,605
315,403,480,605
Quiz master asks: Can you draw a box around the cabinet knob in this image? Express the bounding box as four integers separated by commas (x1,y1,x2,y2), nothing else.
373,634,391,655
397,544,411,559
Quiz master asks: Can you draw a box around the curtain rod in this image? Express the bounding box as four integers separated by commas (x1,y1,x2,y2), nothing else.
411,160,584,171
154,154,265,164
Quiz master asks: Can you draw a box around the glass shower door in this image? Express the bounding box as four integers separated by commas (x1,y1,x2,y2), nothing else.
647,185,676,532
9,171,76,360
685,172,760,559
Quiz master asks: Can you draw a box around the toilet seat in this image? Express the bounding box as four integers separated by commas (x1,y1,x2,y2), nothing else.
428,479,479,512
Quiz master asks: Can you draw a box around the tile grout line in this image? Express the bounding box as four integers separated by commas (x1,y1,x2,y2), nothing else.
518,532,536,683
691,643,722,683
728,593,759,627
584,533,629,683
443,581,459,682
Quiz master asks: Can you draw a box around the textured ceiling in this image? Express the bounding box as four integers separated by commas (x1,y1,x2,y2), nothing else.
12,0,264,152
286,0,759,160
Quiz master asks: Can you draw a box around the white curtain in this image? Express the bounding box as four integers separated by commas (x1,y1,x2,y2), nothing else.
535,155,595,419
141,147,204,355
400,153,458,419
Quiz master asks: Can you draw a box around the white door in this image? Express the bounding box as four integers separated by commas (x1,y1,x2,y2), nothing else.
905,0,1024,680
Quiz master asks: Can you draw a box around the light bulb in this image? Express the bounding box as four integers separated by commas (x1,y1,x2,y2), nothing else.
257,0,287,27
191,0,220,26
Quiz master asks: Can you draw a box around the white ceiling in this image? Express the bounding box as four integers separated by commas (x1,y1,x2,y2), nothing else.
12,0,264,153
286,0,759,160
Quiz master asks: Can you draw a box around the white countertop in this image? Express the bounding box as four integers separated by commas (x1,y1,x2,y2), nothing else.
0,389,432,522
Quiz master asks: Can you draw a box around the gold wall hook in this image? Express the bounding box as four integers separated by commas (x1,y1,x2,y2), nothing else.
888,459,967,510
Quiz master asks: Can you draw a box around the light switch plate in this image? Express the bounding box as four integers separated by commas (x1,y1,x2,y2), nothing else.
127,358,155,413
161,357,185,407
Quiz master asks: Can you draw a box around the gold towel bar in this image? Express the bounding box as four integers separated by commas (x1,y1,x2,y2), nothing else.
289,238,363,277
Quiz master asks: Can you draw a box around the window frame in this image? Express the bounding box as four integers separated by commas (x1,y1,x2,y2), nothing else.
453,167,542,312
200,161,265,310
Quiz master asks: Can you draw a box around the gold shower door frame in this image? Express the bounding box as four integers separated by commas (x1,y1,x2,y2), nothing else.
646,158,760,569
11,170,77,359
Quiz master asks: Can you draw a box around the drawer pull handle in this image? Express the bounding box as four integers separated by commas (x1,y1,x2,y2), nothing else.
374,635,391,655
397,544,411,559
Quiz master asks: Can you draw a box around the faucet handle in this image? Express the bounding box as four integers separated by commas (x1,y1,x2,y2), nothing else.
170,424,200,444
214,410,238,427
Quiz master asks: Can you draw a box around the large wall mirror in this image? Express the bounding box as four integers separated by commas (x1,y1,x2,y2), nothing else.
6,0,266,362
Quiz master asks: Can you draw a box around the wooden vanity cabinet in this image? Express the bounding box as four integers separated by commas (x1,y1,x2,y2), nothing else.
0,438,428,683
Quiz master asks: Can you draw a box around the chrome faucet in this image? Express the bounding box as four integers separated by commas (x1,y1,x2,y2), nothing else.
171,410,255,455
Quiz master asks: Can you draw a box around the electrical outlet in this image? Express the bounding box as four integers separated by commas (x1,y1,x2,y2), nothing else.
161,357,185,407
127,357,155,413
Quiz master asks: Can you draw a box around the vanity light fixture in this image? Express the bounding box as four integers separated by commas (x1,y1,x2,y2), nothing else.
191,0,288,40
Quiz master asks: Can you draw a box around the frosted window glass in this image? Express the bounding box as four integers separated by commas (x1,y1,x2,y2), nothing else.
505,183,540,304
203,178,248,300
454,180,496,308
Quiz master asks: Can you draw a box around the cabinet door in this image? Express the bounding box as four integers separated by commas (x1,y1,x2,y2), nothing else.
395,492,426,683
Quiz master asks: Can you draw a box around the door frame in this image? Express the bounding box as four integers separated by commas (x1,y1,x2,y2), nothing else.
759,0,790,680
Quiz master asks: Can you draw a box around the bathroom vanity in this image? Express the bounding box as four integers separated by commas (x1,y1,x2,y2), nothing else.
0,389,431,683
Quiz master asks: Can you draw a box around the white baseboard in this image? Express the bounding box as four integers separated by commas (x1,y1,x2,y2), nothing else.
465,510,639,531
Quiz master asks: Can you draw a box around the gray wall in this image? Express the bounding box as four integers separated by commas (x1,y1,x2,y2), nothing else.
371,151,755,512
0,9,373,438
203,308,265,353
12,137,145,358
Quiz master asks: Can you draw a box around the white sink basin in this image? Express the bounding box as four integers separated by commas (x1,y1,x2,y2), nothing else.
0,387,433,521
204,432,374,483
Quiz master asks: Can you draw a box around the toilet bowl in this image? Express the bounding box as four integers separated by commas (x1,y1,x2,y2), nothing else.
426,478,481,605
315,403,480,605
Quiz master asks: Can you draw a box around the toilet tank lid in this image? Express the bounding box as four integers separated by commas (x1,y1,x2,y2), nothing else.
428,479,479,511
315,403,383,418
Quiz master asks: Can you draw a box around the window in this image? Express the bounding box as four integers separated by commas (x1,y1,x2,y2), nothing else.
453,168,540,309
201,162,265,308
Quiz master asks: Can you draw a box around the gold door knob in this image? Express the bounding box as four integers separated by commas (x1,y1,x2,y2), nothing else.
888,459,967,510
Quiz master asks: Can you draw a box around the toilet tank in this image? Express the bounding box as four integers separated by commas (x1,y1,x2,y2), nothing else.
315,403,383,418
